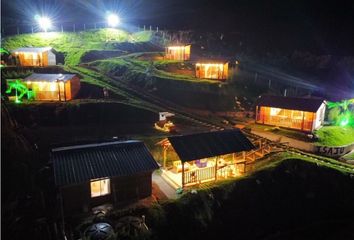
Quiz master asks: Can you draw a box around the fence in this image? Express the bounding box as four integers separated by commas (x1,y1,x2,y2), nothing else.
1,21,163,37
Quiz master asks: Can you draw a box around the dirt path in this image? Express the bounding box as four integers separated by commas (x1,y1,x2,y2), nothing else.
251,129,315,152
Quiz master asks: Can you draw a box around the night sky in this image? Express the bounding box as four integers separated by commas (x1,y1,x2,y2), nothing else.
2,0,354,54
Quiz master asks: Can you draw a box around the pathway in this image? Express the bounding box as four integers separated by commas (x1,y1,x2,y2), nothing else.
152,172,178,200
251,129,315,152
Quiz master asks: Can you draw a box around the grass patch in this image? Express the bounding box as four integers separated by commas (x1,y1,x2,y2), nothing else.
2,29,154,65
315,126,354,146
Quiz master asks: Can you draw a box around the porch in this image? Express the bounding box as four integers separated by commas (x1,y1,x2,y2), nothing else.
157,130,272,189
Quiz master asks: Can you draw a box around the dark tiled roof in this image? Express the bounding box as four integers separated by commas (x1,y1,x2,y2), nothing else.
168,129,255,162
256,95,325,112
52,140,159,186
24,73,76,82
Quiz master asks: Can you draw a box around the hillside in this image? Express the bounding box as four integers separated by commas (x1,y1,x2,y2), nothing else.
146,157,354,240
2,29,160,65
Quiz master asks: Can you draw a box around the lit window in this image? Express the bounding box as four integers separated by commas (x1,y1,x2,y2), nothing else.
270,107,281,116
90,178,110,198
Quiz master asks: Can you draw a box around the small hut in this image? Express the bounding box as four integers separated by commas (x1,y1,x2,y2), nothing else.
11,47,56,66
52,140,159,214
195,60,229,80
165,45,191,61
23,73,80,101
255,95,326,132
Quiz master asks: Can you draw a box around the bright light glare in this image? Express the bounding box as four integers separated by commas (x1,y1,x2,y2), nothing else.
36,16,52,32
107,13,120,27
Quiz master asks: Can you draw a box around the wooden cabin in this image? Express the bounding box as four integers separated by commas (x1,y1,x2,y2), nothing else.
51,140,159,214
255,95,326,132
195,61,229,80
11,47,56,66
23,73,80,101
165,45,191,61
158,129,255,188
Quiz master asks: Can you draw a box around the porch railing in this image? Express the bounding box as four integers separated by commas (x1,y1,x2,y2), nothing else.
184,166,215,185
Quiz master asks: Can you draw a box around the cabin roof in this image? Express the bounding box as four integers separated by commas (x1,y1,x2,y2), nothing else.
51,140,159,186
166,44,191,47
196,58,229,64
24,73,76,82
167,129,255,162
11,47,52,53
256,95,326,112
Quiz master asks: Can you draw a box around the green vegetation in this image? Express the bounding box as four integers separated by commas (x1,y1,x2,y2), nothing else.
89,54,219,84
2,29,154,65
342,151,354,160
327,98,354,127
315,126,354,146
146,155,354,240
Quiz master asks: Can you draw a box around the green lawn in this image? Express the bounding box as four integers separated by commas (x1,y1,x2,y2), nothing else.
315,126,354,146
2,29,154,65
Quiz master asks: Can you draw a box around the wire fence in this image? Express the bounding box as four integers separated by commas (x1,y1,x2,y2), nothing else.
1,21,164,37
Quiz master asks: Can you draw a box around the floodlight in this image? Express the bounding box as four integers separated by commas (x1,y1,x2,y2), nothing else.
107,13,120,27
36,16,52,32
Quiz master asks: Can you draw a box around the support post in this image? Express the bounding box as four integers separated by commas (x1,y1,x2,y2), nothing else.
84,23,86,30
163,146,167,168
31,26,34,33
156,26,159,32
215,157,218,181
73,24,75,32
17,26,20,35
94,23,97,29
181,162,185,188
149,25,152,31
143,25,146,31
61,25,63,33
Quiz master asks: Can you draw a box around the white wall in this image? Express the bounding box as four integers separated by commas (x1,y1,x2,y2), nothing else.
313,103,326,130
47,50,56,65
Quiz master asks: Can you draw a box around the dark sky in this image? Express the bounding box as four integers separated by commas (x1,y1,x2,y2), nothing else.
2,0,354,54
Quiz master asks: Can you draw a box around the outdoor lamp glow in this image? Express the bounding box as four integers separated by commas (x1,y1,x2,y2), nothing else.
36,16,52,32
107,13,120,27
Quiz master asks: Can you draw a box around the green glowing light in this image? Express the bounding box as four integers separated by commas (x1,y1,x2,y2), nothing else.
328,98,354,127
340,118,349,126
6,79,34,103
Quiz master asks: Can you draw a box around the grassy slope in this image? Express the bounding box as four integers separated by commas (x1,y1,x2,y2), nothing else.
315,126,354,146
89,53,220,84
2,29,152,65
146,153,354,240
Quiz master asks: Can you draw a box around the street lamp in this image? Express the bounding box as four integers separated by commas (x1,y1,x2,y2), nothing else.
36,16,52,32
106,13,120,28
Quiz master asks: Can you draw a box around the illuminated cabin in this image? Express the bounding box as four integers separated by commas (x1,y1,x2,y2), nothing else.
195,61,229,80
165,45,191,60
255,95,326,132
52,140,159,214
158,129,255,188
11,47,56,67
23,73,80,101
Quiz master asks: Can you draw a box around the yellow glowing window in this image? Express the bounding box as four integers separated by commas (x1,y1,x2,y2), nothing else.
90,178,110,198
270,107,281,116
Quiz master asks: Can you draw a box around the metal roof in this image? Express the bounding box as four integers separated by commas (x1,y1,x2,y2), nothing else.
168,129,255,162
52,140,159,186
24,73,76,82
12,47,52,53
256,95,325,112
